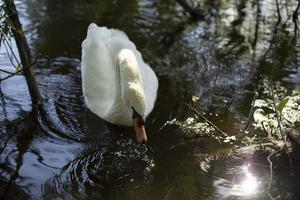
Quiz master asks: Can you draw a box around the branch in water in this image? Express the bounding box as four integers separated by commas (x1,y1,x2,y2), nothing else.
0,61,36,82
3,0,42,107
0,67,22,75
0,70,22,81
185,103,228,137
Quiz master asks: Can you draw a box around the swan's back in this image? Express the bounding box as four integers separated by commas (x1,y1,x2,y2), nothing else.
81,23,158,125
81,24,117,119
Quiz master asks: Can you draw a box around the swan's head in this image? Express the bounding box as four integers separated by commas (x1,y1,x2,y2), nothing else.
132,107,147,144
119,49,147,143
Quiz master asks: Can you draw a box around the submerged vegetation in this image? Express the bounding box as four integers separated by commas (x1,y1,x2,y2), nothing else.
253,79,300,138
166,80,300,199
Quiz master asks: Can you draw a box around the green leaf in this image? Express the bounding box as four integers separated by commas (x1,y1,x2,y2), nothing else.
277,98,289,114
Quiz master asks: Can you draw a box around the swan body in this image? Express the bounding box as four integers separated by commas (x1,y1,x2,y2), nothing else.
81,23,158,130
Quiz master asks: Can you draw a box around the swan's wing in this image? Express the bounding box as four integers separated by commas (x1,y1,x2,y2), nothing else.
81,24,117,119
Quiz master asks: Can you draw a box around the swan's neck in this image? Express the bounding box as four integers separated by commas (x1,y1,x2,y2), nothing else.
118,49,146,118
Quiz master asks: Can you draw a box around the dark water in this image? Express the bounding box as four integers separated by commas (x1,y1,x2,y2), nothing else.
0,0,300,199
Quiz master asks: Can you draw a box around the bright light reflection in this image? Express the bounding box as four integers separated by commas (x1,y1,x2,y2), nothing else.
232,164,259,196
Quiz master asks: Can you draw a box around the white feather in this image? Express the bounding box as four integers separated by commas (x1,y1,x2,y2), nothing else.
81,23,158,126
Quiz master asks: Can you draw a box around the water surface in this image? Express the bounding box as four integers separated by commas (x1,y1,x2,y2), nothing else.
0,0,299,199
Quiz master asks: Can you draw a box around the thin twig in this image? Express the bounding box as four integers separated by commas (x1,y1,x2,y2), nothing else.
267,148,284,200
261,121,271,138
3,39,17,68
0,31,3,48
244,92,258,132
259,137,283,149
0,68,22,81
269,49,294,174
266,29,294,196
0,67,21,75
185,103,228,137
292,0,300,23
293,0,300,35
2,34,21,68
0,61,36,82
275,0,282,23
252,0,261,50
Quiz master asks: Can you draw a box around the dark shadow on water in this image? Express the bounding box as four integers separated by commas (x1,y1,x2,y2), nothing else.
0,111,40,200
42,138,155,200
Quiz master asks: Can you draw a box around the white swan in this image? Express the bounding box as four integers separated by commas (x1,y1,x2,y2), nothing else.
81,23,158,143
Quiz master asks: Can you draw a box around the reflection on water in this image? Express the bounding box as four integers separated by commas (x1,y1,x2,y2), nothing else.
211,160,266,200
0,0,300,199
231,164,259,196
43,139,154,199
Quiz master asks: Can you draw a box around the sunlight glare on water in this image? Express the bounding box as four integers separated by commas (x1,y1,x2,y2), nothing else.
232,164,260,196
214,163,262,199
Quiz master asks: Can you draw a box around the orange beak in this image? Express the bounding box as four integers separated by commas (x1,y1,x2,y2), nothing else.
133,118,147,144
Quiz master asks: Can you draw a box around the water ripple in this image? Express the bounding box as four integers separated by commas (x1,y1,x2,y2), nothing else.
43,139,155,199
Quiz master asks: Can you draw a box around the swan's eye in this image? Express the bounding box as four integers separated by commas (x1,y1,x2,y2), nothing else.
137,118,145,126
